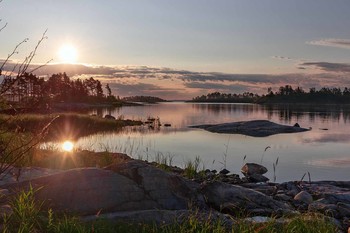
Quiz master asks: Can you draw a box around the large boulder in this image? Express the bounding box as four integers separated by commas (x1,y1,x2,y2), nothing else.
201,181,293,216
1,160,206,215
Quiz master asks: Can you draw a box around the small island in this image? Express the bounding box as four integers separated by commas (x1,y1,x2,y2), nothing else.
190,120,310,137
122,95,167,103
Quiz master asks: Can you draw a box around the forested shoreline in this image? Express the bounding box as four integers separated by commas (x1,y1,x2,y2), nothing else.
190,85,350,104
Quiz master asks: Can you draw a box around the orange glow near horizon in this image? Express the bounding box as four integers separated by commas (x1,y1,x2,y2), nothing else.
58,44,78,63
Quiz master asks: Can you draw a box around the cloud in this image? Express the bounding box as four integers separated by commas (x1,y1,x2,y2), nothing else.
184,82,249,93
307,38,350,49
300,62,350,73
109,82,182,99
3,61,350,99
271,56,293,61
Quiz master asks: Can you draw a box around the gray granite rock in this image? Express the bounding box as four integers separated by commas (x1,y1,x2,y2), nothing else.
1,161,206,215
201,181,292,216
294,191,313,204
190,120,310,137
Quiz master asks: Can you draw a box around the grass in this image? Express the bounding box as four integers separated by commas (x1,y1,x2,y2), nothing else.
22,149,130,170
0,187,339,233
183,156,202,179
0,113,142,141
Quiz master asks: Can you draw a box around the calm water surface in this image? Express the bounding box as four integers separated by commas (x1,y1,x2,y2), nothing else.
74,102,350,182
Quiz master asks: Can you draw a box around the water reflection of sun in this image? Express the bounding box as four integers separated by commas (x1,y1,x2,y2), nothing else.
62,140,74,152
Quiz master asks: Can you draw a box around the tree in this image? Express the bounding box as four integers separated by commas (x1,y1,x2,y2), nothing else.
105,84,112,97
0,11,56,178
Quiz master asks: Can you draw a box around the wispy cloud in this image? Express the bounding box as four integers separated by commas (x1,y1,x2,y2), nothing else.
271,56,293,61
307,38,350,49
300,62,350,73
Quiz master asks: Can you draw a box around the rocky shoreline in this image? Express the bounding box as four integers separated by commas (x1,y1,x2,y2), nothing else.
0,156,349,232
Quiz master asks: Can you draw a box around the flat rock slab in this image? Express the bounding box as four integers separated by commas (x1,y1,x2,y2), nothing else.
0,161,206,215
190,120,310,137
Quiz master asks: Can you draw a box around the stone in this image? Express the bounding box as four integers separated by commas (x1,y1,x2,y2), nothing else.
82,209,235,228
308,200,338,217
0,189,9,197
104,114,116,120
247,173,269,183
190,120,310,137
337,203,350,217
241,163,268,176
240,183,276,195
201,181,292,216
0,204,12,216
1,161,207,215
293,123,300,127
275,194,292,201
219,169,230,175
294,191,313,204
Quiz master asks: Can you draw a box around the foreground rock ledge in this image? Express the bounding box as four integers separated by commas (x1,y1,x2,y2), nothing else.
1,159,349,231
190,120,310,137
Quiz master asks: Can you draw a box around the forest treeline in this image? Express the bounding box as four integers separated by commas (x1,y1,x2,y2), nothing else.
190,85,350,104
122,96,166,103
0,72,117,107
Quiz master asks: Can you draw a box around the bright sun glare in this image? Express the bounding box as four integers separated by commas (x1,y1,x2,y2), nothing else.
62,141,74,152
58,44,78,63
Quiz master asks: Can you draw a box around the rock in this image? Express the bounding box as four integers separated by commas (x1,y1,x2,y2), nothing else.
164,124,171,127
337,203,350,217
241,163,268,176
275,194,292,201
293,123,300,127
219,169,230,175
294,191,313,204
201,181,292,216
309,200,338,217
104,114,116,120
190,120,311,137
211,170,217,174
248,174,269,183
82,209,235,228
1,160,207,215
241,183,276,195
0,189,9,197
0,204,12,216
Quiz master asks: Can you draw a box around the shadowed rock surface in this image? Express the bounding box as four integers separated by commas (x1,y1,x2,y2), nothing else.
190,120,310,137
1,160,350,230
1,160,206,216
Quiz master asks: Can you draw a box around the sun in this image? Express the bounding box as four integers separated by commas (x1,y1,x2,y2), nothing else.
62,140,74,152
58,44,78,63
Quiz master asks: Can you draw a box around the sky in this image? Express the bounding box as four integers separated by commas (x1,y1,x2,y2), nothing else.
1,0,350,99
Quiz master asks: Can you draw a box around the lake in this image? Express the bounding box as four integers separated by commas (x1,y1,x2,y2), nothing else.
73,102,349,182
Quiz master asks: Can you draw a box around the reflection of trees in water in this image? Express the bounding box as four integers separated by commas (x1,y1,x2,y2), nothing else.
192,103,350,124
264,104,349,124
91,104,350,126
191,103,260,116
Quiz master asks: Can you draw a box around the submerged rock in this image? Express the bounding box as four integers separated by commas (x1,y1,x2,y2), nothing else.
190,120,310,137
